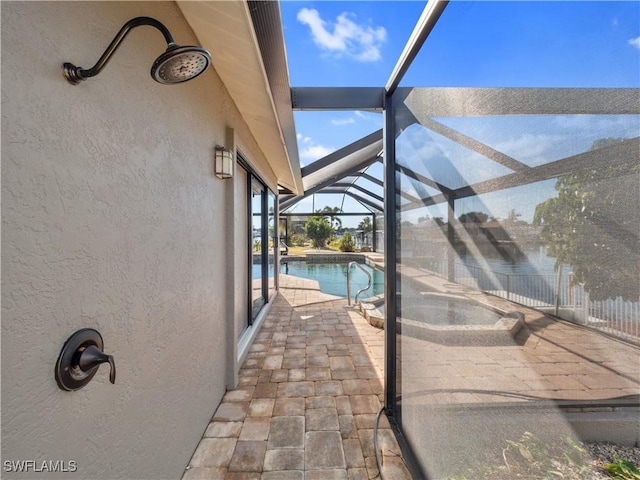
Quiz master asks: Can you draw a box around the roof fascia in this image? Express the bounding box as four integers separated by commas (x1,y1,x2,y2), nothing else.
248,1,303,194
177,1,302,194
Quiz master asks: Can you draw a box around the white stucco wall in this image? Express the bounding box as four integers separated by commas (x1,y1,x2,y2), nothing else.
1,2,276,478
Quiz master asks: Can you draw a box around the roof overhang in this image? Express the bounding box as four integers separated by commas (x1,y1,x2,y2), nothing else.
177,1,302,194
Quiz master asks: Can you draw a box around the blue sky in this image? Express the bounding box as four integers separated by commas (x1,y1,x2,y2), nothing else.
279,1,640,221
280,1,422,218
281,1,423,166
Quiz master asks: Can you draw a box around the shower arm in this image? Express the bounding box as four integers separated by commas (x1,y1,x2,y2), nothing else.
63,17,175,85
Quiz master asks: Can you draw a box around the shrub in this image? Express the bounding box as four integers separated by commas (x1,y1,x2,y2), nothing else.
290,234,306,247
338,233,356,252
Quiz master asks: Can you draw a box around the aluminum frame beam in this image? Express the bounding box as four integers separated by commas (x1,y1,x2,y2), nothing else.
396,164,454,196
399,137,640,211
301,129,383,177
291,87,384,111
453,136,639,199
419,117,531,173
400,87,640,117
385,0,449,95
303,154,381,193
280,154,380,212
331,182,384,203
354,172,383,187
320,189,383,212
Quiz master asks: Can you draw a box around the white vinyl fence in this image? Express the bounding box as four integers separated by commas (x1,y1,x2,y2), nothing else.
422,259,640,344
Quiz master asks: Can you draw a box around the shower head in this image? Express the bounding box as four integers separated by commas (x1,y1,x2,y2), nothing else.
63,17,211,85
151,44,211,84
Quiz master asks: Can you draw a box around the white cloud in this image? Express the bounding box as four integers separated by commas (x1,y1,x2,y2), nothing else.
296,8,387,62
354,111,383,126
493,133,567,166
297,133,312,144
297,133,335,163
300,144,335,160
331,112,382,126
628,36,640,49
331,117,355,126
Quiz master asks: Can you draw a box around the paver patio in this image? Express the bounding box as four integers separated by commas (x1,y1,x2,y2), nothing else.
182,274,408,480
183,271,639,479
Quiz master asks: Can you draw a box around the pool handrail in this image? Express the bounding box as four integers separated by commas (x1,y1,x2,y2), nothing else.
346,261,372,306
279,238,289,256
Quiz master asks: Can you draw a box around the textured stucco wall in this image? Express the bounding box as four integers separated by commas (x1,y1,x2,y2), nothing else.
1,2,274,478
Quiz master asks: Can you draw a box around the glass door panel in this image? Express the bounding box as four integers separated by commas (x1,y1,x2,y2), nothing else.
251,178,265,320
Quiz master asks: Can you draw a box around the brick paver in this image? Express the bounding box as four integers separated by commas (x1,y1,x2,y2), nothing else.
183,274,409,480
185,269,639,479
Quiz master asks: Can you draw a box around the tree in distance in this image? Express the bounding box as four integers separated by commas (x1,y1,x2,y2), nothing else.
304,216,334,249
534,138,639,301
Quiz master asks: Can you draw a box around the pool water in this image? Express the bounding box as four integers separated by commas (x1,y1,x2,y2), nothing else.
280,261,384,298
400,297,502,326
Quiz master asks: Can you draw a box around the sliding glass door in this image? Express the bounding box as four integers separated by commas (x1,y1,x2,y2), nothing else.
250,177,265,321
248,170,277,325
268,191,277,300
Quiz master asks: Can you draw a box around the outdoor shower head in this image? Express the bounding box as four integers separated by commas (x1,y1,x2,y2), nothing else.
151,44,211,84
63,16,211,85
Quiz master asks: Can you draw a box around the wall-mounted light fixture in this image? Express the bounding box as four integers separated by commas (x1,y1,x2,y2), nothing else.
63,16,211,85
215,146,234,179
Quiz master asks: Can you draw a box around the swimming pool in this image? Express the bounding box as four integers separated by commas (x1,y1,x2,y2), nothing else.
280,261,384,298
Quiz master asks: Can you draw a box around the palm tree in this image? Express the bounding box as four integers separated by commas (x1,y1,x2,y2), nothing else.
316,206,342,231
358,216,372,235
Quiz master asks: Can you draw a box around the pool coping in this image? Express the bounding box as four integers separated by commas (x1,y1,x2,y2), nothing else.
280,256,524,345
359,293,525,346
281,252,370,263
